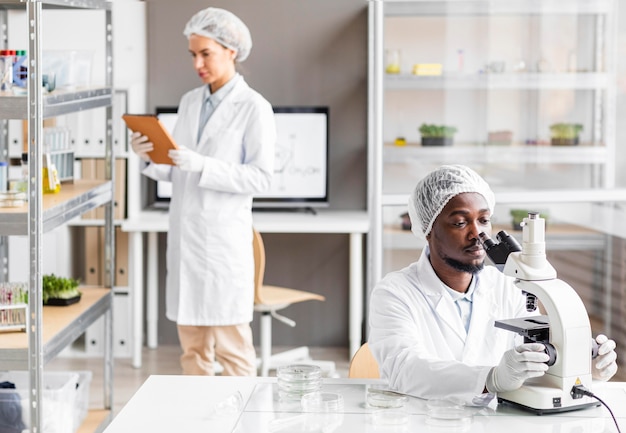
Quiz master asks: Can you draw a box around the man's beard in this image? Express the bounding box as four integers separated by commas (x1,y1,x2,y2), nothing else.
444,257,484,274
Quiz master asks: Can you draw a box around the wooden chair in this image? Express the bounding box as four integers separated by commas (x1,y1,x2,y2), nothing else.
348,342,380,379
252,228,334,376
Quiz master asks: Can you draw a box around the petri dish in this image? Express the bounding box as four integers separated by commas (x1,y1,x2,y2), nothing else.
277,364,323,401
366,385,408,409
425,399,473,429
277,365,323,401
301,392,344,413
277,364,322,381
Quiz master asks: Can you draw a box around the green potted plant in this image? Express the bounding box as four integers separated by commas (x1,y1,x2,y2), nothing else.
418,124,458,146
549,123,583,146
42,274,82,306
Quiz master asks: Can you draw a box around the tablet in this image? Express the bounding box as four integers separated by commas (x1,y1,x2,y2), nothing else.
122,114,179,165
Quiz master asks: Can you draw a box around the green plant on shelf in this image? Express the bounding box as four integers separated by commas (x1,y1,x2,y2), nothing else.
42,274,81,304
549,123,583,146
419,124,458,147
418,124,458,138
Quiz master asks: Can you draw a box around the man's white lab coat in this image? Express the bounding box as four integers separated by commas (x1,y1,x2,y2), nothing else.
369,247,531,404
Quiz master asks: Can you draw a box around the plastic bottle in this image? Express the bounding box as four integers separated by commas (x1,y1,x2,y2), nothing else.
0,50,13,92
0,161,7,192
12,50,27,88
42,153,61,194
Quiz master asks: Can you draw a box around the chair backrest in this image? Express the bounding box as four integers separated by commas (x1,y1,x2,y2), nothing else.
348,342,380,379
252,228,266,304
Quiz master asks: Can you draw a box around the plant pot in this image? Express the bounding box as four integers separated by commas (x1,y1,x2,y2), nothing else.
551,137,579,146
421,137,453,147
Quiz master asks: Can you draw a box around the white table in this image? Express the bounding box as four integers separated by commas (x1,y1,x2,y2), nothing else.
104,376,626,432
121,210,370,368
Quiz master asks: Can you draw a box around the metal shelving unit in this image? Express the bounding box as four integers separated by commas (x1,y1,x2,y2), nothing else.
0,1,114,432
367,0,619,291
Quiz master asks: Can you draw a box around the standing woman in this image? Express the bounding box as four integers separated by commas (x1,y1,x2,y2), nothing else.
130,7,276,376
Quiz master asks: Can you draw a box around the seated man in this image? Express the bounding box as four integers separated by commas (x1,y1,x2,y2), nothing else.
368,164,618,405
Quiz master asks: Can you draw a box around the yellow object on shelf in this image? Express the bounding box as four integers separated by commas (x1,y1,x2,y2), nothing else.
386,64,401,74
412,63,443,76
394,137,407,146
43,153,61,194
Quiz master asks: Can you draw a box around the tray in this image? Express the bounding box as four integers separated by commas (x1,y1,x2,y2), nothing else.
44,295,81,306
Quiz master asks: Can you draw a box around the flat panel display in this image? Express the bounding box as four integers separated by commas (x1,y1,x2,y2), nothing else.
148,106,329,210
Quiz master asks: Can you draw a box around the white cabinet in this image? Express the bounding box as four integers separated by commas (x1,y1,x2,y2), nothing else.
0,1,115,432
367,0,619,284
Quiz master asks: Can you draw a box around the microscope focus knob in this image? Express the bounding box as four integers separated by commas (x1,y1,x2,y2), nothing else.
543,342,557,366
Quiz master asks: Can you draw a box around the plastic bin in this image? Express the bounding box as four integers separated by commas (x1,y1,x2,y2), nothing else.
73,371,92,432
0,370,80,433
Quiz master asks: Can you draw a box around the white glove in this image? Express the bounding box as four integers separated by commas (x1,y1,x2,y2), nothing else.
130,131,153,162
486,343,550,394
592,334,617,381
168,147,205,173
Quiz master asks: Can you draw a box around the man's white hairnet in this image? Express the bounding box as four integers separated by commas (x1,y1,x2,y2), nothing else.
183,7,252,62
408,164,495,238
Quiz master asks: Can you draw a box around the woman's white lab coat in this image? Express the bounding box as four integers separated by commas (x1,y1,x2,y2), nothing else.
368,247,531,404
143,77,275,326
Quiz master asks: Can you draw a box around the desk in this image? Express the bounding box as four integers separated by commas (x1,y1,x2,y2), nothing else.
121,210,370,368
104,376,626,432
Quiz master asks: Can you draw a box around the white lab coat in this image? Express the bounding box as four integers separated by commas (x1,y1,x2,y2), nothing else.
368,247,533,404
143,77,275,326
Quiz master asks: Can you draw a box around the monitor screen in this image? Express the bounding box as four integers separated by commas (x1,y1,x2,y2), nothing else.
149,106,329,210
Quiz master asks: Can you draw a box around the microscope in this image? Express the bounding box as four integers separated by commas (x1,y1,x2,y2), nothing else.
479,212,599,414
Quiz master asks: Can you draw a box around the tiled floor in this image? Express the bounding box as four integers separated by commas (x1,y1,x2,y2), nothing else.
47,345,351,415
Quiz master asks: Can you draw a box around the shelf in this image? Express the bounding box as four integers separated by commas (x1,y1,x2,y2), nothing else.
0,287,112,370
0,87,112,120
77,410,111,433
383,143,608,165
0,0,110,9
0,179,112,235
384,73,610,90
382,188,626,207
384,0,614,17
383,224,605,251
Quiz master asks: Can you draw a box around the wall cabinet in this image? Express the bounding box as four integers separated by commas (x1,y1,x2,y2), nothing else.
0,1,115,431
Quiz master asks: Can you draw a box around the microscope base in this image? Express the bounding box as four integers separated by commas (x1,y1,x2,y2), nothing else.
497,397,599,415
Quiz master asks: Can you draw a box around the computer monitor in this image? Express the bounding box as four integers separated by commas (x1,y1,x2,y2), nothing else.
148,106,330,210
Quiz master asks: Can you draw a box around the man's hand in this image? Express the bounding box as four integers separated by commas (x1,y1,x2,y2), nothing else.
486,343,550,393
169,148,204,173
592,334,618,381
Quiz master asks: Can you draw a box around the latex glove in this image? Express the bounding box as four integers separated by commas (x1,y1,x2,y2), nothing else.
130,131,153,162
168,147,204,173
592,334,618,381
486,343,550,394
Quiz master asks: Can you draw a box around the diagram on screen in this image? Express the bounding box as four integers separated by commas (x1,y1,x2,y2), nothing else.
259,111,327,199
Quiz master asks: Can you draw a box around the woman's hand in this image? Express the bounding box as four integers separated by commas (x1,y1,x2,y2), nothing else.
130,132,153,162
169,147,204,173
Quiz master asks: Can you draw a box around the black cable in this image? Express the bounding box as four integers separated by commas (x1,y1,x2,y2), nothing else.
572,386,621,433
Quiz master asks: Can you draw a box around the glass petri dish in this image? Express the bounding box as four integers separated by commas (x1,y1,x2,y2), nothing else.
277,365,323,402
366,385,408,409
301,392,344,413
425,399,473,429
277,364,322,381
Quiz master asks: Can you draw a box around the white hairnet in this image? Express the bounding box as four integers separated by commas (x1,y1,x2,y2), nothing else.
183,7,252,62
408,164,495,238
